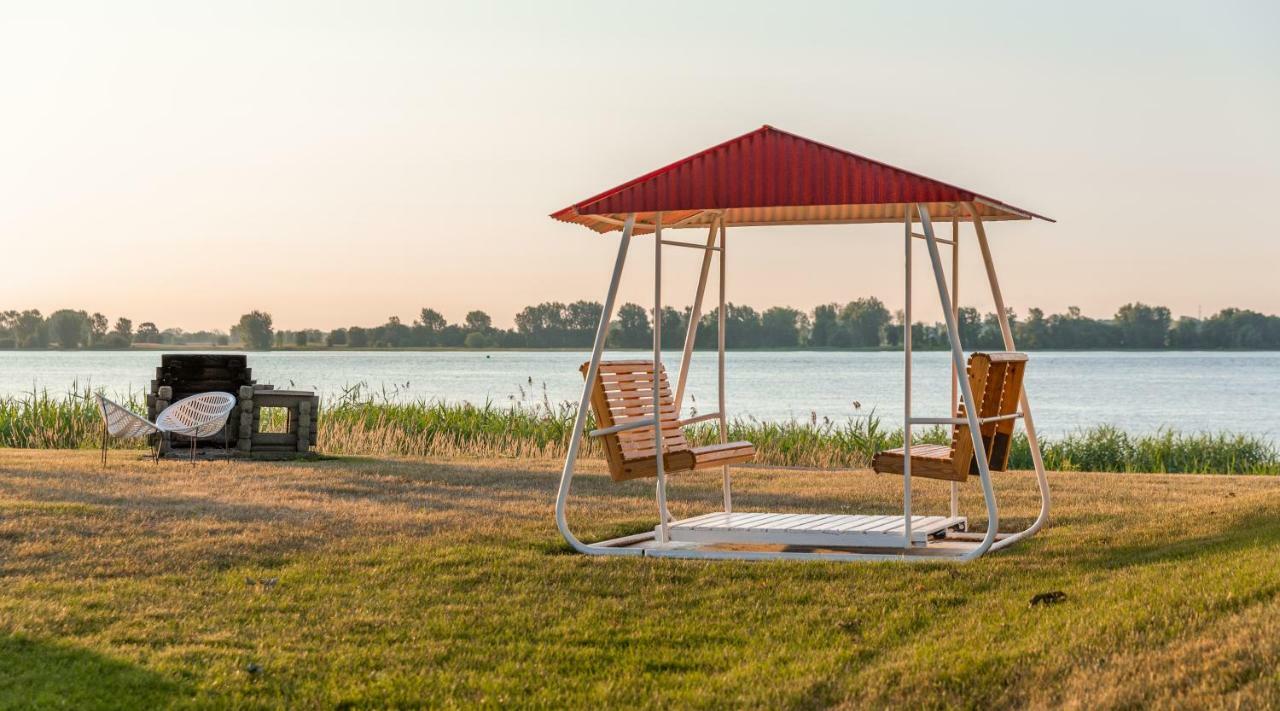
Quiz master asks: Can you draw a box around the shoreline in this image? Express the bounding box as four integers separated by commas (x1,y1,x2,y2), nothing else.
5,346,1280,353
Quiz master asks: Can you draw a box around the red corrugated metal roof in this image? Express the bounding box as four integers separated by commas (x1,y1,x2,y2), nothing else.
551,125,1052,233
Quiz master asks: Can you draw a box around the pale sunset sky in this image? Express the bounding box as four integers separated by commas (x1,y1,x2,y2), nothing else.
2,1,1278,331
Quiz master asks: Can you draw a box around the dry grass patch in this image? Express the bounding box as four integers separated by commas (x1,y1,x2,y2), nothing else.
1,449,1278,708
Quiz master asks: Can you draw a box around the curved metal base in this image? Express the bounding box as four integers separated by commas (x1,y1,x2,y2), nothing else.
574,527,1017,563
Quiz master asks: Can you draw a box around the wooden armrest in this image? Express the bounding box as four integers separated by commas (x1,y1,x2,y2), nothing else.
676,411,722,427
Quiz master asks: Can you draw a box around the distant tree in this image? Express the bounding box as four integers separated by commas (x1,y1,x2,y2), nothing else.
1016,308,1050,349
463,331,490,348
464,310,493,333
112,317,133,343
236,311,274,350
326,328,348,346
293,330,308,347
382,316,411,347
416,308,447,333
658,306,685,349
515,302,567,347
12,310,46,348
89,312,108,345
795,309,813,345
611,303,651,348
711,304,760,348
1045,306,1120,349
432,324,460,347
956,307,982,347
881,310,904,348
101,332,131,348
216,334,230,346
809,304,838,347
761,306,805,347
837,297,890,347
47,309,90,349
565,301,603,346
1115,302,1171,348
696,306,752,351
0,310,14,348
496,329,526,347
274,331,286,348
1197,308,1280,349
347,326,369,347
135,322,160,344
692,311,716,349
413,308,448,346
975,311,1012,350
910,321,947,350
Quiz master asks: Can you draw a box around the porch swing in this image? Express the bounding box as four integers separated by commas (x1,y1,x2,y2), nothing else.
552,125,1053,562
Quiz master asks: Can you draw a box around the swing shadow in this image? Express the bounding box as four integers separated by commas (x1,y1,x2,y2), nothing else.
0,634,189,707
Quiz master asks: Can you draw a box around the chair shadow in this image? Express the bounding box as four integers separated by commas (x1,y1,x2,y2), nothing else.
0,634,188,708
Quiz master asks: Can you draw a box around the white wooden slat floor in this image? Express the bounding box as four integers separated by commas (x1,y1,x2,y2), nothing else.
665,512,967,548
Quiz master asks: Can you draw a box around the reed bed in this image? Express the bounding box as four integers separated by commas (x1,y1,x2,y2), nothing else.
2,387,1277,474
0,385,129,450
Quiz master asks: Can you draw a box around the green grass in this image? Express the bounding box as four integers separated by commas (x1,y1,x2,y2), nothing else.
4,387,1276,474
1,449,1279,708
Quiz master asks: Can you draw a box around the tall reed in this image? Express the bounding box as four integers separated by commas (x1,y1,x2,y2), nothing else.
2,385,1276,474
0,385,142,450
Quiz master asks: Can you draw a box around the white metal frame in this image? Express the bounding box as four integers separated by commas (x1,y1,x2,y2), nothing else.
155,391,238,464
96,393,162,466
554,202,1051,562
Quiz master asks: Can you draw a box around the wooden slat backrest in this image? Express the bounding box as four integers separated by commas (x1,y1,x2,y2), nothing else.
583,362,628,477
977,359,1010,455
580,361,690,480
948,352,1028,477
987,354,1027,471
949,353,991,479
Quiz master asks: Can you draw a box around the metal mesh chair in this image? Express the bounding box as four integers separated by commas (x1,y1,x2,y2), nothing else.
155,392,238,464
96,394,161,466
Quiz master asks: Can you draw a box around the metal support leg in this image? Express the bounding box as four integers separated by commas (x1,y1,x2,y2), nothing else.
717,220,730,514
903,207,913,546
917,205,999,560
674,218,719,413
653,212,671,543
554,214,643,556
950,215,960,520
963,202,1051,550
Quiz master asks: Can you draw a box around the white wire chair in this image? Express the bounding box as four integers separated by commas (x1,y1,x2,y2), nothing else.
95,393,161,466
155,392,238,464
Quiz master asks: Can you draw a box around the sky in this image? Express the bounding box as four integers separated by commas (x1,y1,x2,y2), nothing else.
2,1,1278,331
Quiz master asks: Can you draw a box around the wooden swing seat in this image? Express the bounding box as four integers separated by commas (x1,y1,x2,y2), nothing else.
872,352,1027,483
581,360,756,482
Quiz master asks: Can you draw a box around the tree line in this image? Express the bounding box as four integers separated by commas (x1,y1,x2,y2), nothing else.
0,309,228,349
4,301,1280,351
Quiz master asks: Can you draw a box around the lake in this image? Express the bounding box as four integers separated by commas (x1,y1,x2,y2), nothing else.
1,350,1277,441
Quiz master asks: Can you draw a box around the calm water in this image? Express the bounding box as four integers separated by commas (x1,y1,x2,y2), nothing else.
1,350,1277,440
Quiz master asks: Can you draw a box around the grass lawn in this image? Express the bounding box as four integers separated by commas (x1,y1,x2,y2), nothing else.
1,450,1278,709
